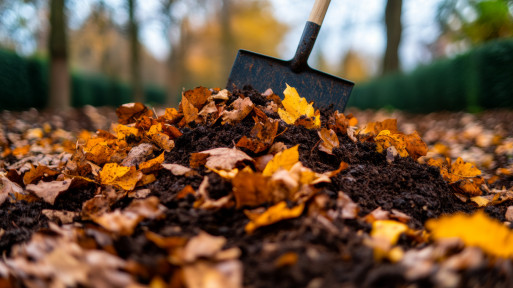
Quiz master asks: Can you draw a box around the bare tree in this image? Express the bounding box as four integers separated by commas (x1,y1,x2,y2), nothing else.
128,0,143,103
382,0,403,75
48,0,70,109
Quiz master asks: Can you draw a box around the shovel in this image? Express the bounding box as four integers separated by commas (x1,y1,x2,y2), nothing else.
226,0,354,111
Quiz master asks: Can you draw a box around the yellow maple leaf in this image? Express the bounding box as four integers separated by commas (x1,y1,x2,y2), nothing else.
139,152,165,173
100,163,143,191
426,211,513,258
113,124,139,140
427,157,483,196
245,201,304,234
375,130,409,157
277,84,320,129
262,145,299,176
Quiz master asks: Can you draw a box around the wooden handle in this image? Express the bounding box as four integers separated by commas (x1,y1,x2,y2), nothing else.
308,0,331,25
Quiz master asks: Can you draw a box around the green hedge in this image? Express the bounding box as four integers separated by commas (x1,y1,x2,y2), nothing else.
348,39,513,113
0,50,167,110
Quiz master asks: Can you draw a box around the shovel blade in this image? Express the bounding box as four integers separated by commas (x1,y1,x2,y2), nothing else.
227,50,354,111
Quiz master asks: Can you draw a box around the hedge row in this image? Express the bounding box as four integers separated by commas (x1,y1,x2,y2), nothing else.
0,50,166,110
348,39,513,113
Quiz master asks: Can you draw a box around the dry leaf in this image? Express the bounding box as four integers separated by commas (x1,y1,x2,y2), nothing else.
162,163,194,176
183,260,243,288
359,119,398,136
42,209,79,224
116,102,152,124
277,84,320,129
120,143,155,167
426,211,513,258
23,165,59,185
506,206,513,222
192,148,253,171
182,92,199,124
236,118,279,153
327,191,359,219
262,145,299,176
318,128,339,155
428,157,483,196
26,179,72,205
99,163,143,191
221,97,254,125
138,152,165,173
369,220,409,261
232,171,271,208
274,252,298,267
183,231,227,263
113,124,139,141
184,86,211,109
245,201,304,234
0,176,23,205
375,130,427,160
328,111,358,134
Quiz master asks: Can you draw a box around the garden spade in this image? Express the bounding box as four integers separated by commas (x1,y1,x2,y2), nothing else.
226,0,354,111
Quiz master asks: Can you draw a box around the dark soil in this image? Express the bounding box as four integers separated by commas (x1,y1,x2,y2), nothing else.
1,87,513,287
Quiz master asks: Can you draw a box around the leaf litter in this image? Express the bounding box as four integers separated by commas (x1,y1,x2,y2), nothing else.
0,86,513,287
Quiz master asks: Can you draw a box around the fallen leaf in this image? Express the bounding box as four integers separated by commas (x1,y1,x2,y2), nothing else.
232,171,271,208
116,102,152,124
176,185,196,200
138,152,165,173
428,157,483,196
162,163,194,176
99,163,143,191
369,220,409,261
162,107,181,122
128,188,151,199
42,209,79,224
236,118,279,153
278,84,320,129
262,145,299,176
113,124,139,141
506,206,513,222
0,176,23,205
221,97,254,125
184,86,211,109
26,180,72,204
23,165,59,185
120,143,156,167
183,260,243,288
274,252,298,267
326,191,359,219
328,111,358,134
426,211,513,258
198,101,220,125
183,231,227,263
82,137,116,165
359,119,398,136
245,201,304,234
191,148,253,171
318,128,339,155
182,92,199,124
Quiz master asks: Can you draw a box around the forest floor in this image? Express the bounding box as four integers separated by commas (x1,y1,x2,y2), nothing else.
1,86,513,288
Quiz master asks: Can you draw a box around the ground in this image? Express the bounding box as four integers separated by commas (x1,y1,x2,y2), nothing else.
0,86,513,288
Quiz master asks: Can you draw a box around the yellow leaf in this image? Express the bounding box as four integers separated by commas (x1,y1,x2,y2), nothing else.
278,84,320,129
114,124,139,140
371,220,409,246
451,158,481,178
245,202,304,234
139,153,165,173
100,163,143,191
262,145,299,176
426,211,513,258
375,130,409,157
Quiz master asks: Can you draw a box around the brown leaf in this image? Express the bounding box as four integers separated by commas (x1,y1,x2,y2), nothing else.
162,163,194,176
506,206,513,222
42,209,79,224
116,102,152,124
318,128,339,155
26,180,72,205
0,176,23,205
232,171,271,208
236,118,279,153
138,152,165,173
245,202,305,234
183,260,243,288
120,143,156,167
23,165,59,185
191,148,253,171
327,191,359,219
182,92,199,124
184,86,212,110
183,231,227,263
221,97,254,125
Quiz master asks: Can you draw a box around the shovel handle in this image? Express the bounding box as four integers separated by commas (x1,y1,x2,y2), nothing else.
291,0,331,72
308,0,330,25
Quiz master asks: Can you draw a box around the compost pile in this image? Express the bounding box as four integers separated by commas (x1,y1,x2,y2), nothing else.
1,86,513,288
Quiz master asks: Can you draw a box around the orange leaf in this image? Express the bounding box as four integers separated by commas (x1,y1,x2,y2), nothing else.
181,94,199,124
245,201,304,234
262,145,299,176
116,102,152,124
232,171,271,208
23,165,59,185
236,118,279,153
359,119,398,136
100,163,143,191
139,152,165,173
184,86,211,110
317,128,339,155
82,138,115,165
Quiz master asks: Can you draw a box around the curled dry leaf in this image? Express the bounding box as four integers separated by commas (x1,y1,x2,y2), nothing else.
99,163,143,191
328,111,358,134
184,86,211,110
277,84,320,129
221,97,254,125
183,231,227,263
426,211,513,258
428,157,484,196
0,176,23,205
191,148,253,171
116,102,152,125
113,124,139,141
326,191,359,220
236,118,279,153
182,92,199,124
375,130,427,160
23,164,59,185
138,152,164,173
317,128,339,155
120,143,155,167
42,209,79,224
245,201,305,234
359,118,398,137
26,179,72,205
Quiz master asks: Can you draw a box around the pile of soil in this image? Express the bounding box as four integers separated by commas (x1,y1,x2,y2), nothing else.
0,87,512,287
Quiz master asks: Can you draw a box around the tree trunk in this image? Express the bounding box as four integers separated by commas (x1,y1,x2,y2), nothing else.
128,0,143,103
167,19,190,107
220,0,235,83
48,0,70,110
382,0,403,75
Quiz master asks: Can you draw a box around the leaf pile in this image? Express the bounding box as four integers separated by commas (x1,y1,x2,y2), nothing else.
0,86,513,287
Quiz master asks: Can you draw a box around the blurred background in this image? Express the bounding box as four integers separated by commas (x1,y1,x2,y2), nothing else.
0,0,512,112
